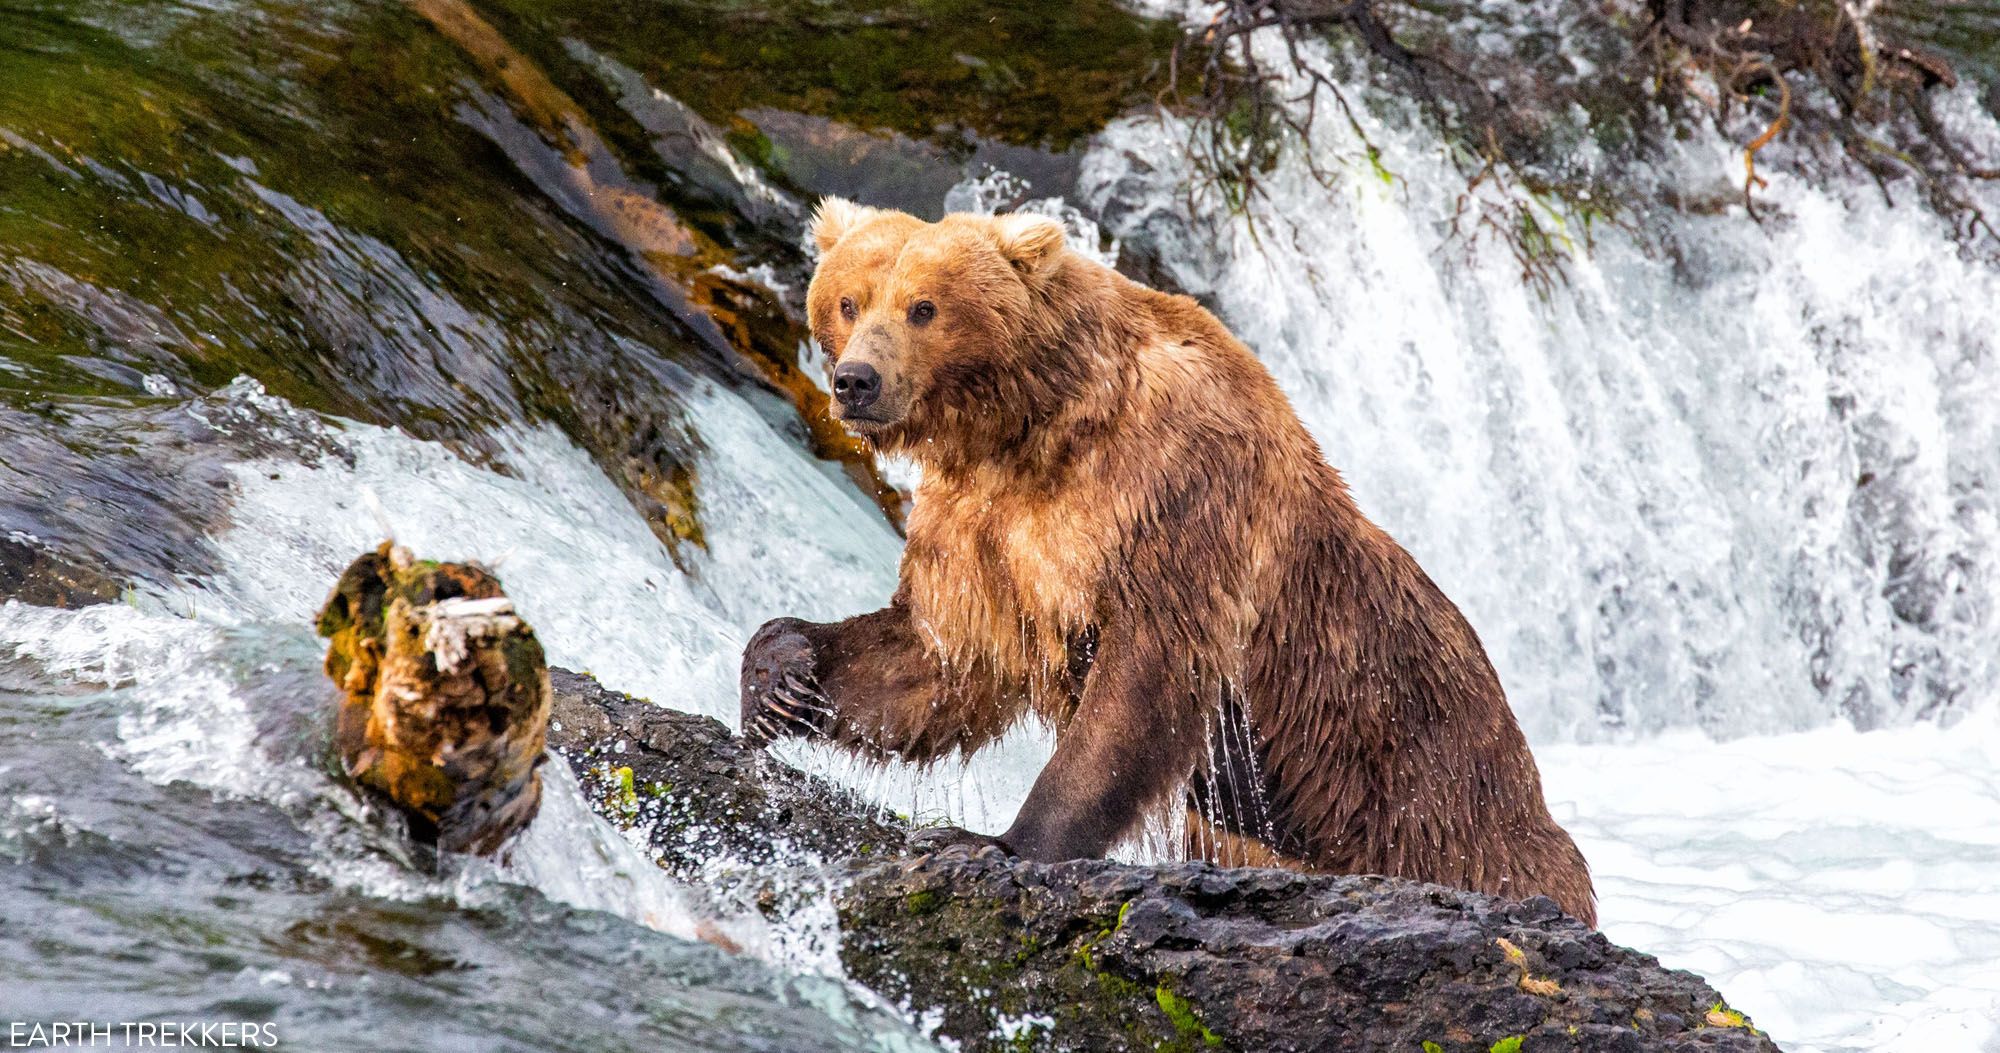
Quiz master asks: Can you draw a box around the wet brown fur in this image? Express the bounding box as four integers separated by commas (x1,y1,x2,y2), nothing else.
753,199,1595,925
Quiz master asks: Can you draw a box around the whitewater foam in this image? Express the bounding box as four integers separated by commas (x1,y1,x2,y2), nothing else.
1076,31,2000,739
201,375,900,722
1547,713,2000,1051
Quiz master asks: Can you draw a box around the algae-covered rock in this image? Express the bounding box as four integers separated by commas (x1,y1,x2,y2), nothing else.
538,666,1780,1053
316,542,550,855
837,850,1782,1053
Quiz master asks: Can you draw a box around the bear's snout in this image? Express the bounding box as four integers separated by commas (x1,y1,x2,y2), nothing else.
832,361,882,412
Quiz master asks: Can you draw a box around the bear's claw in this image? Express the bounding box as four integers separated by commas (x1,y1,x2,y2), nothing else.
740,620,835,747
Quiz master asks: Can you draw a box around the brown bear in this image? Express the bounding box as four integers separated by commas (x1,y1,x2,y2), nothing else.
740,198,1596,925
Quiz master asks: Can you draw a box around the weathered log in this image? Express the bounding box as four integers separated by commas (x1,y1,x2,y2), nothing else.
316,543,550,855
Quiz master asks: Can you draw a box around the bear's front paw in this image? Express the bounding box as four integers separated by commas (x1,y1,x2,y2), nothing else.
908,825,1014,857
739,618,835,747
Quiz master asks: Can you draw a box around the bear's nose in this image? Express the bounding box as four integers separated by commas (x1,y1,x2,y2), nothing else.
832,361,881,411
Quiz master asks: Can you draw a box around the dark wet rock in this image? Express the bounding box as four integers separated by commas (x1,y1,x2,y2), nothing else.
546,667,907,878
543,667,1780,1053
840,849,1781,1053
0,535,122,608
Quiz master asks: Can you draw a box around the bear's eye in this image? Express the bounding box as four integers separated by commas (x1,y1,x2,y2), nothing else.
839,297,857,322
908,300,936,326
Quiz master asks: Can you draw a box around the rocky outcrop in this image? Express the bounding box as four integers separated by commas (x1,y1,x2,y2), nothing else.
543,668,1778,1053
319,551,1777,1052
843,849,1777,1053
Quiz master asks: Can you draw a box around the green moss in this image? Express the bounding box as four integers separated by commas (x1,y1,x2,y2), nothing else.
612,766,638,812
315,597,352,639
1705,1001,1760,1034
1006,935,1043,967
1489,1037,1523,1053
1084,963,1145,1005
501,634,549,693
1154,982,1225,1048
479,0,1181,151
903,889,945,916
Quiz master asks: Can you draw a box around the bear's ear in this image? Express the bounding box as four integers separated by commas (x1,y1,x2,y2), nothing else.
991,213,1066,276
809,197,887,254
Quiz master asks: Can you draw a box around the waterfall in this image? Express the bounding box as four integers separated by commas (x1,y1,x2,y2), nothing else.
1073,21,2000,741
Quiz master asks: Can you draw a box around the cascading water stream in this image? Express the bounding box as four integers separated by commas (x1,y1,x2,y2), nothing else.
1076,25,2000,741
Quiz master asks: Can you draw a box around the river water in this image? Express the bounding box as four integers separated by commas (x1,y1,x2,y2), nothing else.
3,0,1998,1050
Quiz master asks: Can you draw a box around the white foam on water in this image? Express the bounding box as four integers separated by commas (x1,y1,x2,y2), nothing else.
0,598,708,935
1545,713,2000,1052
201,376,901,723
475,759,709,943
1076,37,2000,741
0,562,773,950
0,598,453,903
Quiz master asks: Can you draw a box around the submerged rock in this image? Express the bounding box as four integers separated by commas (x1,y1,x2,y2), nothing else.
0,536,122,609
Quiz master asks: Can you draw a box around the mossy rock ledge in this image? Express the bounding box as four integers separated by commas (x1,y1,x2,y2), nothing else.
544,669,1780,1053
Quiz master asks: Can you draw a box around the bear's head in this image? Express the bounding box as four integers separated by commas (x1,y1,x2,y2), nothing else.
805,198,1072,458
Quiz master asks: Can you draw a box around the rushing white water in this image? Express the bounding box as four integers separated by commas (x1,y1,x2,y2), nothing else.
0,592,711,936
188,376,900,706
1542,715,2000,1053
1077,34,2000,741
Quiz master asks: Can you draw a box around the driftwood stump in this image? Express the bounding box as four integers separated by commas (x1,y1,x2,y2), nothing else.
316,542,550,855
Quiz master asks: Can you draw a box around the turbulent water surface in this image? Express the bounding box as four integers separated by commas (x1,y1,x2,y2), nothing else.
3,0,1999,1050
